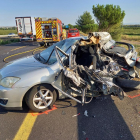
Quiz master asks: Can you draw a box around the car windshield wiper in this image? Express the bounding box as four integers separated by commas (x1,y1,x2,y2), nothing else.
46,49,54,64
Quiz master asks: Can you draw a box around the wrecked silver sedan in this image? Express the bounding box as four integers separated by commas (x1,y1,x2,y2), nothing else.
0,33,140,112
52,32,140,109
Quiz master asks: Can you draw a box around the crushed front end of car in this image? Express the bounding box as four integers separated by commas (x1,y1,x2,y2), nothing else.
51,34,125,105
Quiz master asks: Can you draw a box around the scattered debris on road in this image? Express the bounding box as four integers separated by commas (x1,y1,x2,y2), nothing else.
72,113,80,117
84,110,88,117
82,131,86,135
62,110,66,115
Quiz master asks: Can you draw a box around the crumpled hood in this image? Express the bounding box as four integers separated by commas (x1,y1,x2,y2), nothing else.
0,56,46,78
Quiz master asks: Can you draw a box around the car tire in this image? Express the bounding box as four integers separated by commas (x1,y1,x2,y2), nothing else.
39,42,45,46
25,84,57,112
135,61,140,77
116,78,140,90
33,35,36,41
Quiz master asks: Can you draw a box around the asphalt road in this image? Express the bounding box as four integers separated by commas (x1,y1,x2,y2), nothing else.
0,41,140,140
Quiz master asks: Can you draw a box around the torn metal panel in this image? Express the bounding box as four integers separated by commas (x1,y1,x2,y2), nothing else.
88,32,112,46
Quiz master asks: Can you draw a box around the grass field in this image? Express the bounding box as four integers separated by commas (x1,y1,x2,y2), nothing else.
122,28,140,41
0,29,17,35
0,38,20,45
121,35,140,41
134,44,140,56
123,28,140,36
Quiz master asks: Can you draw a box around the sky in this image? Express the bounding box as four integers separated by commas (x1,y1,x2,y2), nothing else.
0,0,140,26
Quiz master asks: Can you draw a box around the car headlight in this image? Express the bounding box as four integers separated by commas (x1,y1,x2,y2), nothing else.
0,77,20,88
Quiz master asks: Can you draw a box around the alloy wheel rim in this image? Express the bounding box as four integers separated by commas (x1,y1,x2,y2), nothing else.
33,89,53,109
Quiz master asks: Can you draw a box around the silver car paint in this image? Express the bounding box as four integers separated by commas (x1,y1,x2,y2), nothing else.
0,55,64,108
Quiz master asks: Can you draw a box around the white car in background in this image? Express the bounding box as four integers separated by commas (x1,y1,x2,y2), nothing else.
8,33,16,37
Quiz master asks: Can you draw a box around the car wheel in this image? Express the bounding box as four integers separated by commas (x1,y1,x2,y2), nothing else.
116,78,140,90
25,84,57,112
135,61,140,77
39,42,45,46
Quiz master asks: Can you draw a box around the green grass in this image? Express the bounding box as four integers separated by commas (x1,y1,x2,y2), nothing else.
121,35,140,41
133,44,140,48
79,31,88,36
0,38,20,45
123,28,140,36
0,29,17,35
135,45,140,56
122,28,140,41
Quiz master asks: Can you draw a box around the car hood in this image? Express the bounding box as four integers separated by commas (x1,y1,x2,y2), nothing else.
0,56,46,78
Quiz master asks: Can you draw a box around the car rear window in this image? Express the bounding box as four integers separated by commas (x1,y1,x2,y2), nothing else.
69,30,78,33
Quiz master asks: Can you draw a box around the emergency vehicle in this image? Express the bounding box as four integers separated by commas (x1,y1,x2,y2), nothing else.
35,17,64,46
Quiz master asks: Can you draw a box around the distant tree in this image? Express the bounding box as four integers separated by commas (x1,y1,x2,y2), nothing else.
76,11,96,33
73,25,81,30
92,4,125,31
68,24,73,29
92,4,125,40
81,24,98,33
76,11,94,26
109,22,123,40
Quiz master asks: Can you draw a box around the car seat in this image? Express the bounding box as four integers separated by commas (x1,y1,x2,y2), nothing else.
107,46,128,55
74,44,96,69
103,41,137,67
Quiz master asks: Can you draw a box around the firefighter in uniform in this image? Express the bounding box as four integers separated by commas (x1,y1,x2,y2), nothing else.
62,29,67,40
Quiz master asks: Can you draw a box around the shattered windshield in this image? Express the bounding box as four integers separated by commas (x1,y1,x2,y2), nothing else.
39,38,80,65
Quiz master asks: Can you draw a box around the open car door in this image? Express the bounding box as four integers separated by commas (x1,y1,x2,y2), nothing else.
52,45,88,104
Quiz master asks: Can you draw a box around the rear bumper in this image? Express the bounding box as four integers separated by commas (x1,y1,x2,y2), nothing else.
19,35,34,41
68,34,80,38
20,38,33,41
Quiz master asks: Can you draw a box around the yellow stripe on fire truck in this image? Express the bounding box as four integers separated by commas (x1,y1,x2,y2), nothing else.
35,22,42,39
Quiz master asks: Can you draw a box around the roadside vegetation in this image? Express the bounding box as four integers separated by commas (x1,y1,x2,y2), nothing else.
79,31,88,36
134,45,140,56
121,35,140,41
0,27,19,45
121,26,140,41
0,38,20,45
123,28,140,36
0,29,17,35
66,4,125,41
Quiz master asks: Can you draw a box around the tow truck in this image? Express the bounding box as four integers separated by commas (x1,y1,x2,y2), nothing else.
35,17,64,46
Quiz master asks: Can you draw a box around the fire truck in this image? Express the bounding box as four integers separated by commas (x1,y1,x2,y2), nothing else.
35,17,64,46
